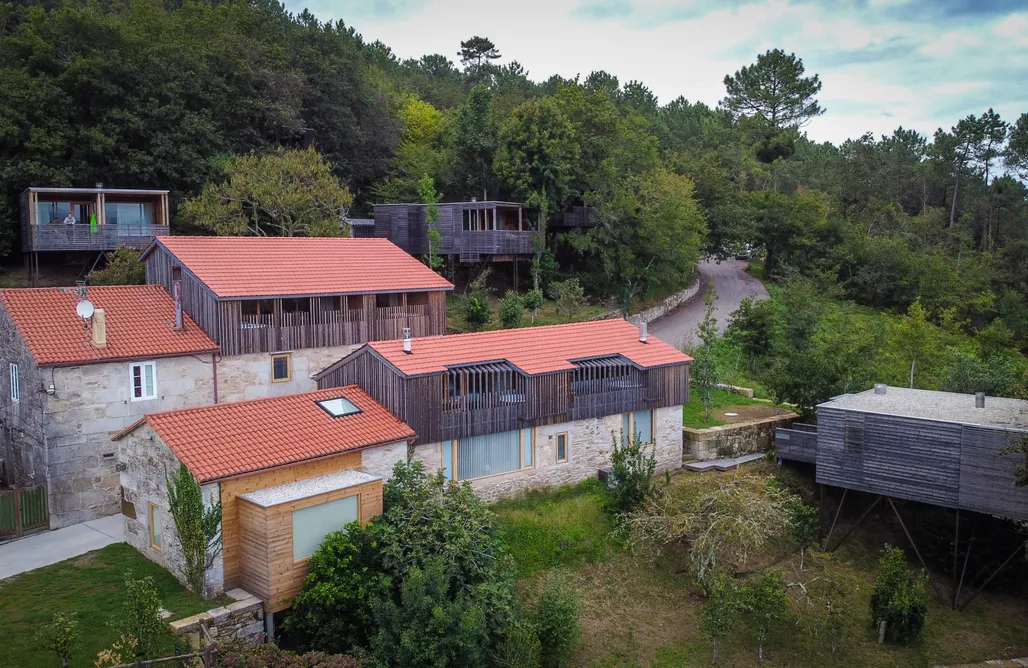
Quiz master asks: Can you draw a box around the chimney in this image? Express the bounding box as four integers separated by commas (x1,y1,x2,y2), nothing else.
403,327,412,355
976,392,985,409
95,182,103,189
874,384,887,395
172,266,183,330
471,196,477,203
91,309,107,348
639,322,647,343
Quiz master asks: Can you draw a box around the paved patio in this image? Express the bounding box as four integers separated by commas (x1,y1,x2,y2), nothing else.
0,514,124,581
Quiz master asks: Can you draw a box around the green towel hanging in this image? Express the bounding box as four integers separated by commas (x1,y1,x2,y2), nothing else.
90,212,98,233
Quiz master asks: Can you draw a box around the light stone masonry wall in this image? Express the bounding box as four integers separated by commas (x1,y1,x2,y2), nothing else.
170,589,263,648
367,405,684,501
217,345,359,403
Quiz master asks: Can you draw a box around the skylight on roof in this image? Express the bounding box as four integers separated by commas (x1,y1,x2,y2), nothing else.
316,397,361,418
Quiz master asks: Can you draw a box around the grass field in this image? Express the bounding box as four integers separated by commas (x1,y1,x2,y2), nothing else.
0,543,225,668
682,388,779,428
493,467,1028,667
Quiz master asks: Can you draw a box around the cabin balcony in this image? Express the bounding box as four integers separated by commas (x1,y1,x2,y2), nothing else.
774,423,818,463
455,230,537,257
27,224,169,252
237,305,435,352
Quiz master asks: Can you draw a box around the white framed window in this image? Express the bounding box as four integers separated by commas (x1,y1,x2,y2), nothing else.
9,363,19,403
129,361,157,401
622,410,653,445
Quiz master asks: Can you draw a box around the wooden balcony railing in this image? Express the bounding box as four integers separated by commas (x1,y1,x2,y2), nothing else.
28,224,169,251
456,230,536,256
237,305,433,352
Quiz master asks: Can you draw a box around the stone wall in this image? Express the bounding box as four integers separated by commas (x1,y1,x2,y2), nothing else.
683,412,800,461
170,589,264,649
587,279,701,328
119,424,226,598
366,405,684,501
217,345,358,403
0,305,47,489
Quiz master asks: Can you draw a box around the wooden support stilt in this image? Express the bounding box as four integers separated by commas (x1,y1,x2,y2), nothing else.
888,498,943,602
958,537,1028,611
821,488,847,551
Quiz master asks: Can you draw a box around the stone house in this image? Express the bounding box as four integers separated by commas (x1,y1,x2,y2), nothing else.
139,236,454,403
114,385,415,623
315,320,691,500
0,285,219,528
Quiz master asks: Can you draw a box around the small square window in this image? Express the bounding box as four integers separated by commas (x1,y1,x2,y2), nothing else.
149,502,162,551
556,432,569,463
272,354,291,382
129,362,157,401
316,396,361,417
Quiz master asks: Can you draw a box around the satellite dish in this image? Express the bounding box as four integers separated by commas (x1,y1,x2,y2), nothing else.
76,300,95,320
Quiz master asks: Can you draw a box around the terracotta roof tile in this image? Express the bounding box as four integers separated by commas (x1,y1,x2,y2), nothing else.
148,237,454,298
361,319,691,376
126,386,415,482
0,285,218,366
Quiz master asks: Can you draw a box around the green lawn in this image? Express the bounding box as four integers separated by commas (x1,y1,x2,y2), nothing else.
682,388,772,428
494,469,1028,667
0,543,224,668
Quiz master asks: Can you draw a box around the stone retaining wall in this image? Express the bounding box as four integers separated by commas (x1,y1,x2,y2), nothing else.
683,412,800,461
170,589,264,648
588,278,701,327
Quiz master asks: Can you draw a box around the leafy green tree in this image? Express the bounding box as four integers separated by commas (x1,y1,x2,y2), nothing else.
35,613,79,668
166,463,223,596
870,546,929,644
548,278,586,322
116,573,164,659
893,299,934,388
608,429,657,513
786,497,819,570
700,573,738,664
498,291,524,329
721,49,824,131
458,36,501,69
453,84,496,199
692,286,720,421
180,148,352,237
739,571,789,661
1005,113,1028,181
531,573,582,668
418,174,444,270
88,247,146,286
522,289,544,323
375,96,450,203
458,269,493,331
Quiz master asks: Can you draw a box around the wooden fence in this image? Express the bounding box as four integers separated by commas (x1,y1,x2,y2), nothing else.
111,645,217,668
0,484,48,539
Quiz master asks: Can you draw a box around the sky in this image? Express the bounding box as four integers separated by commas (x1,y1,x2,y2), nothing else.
285,0,1028,145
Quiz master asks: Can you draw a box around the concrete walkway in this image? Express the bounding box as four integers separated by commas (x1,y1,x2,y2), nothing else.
0,514,124,581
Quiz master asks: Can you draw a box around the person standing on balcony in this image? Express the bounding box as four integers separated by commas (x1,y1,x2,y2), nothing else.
63,211,76,225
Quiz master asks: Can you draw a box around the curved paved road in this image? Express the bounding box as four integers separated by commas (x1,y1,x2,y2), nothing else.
649,259,768,349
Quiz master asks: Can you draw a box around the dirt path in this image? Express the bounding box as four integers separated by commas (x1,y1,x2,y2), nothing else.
649,258,768,349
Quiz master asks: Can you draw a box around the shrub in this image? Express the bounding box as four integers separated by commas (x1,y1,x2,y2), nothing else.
220,642,360,667
166,462,222,596
115,572,164,659
498,291,524,329
35,612,79,668
786,497,820,570
284,526,379,653
870,545,928,644
531,572,582,668
607,430,656,513
738,570,789,661
700,573,738,664
548,278,586,321
493,619,541,668
88,247,146,285
464,296,492,330
522,289,544,322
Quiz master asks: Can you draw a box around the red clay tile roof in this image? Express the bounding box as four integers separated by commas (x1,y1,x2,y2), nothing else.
146,236,454,298
0,286,218,366
118,386,415,482
356,319,691,377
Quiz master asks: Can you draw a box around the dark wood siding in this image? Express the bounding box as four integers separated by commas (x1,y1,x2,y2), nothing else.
319,351,689,445
775,424,818,463
145,246,221,341
372,203,537,260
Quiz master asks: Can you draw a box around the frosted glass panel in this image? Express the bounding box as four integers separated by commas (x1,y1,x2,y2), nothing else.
634,410,652,444
292,495,359,560
443,441,453,481
521,429,532,468
457,430,520,480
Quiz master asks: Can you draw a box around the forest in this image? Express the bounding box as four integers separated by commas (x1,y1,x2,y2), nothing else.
1,0,1027,409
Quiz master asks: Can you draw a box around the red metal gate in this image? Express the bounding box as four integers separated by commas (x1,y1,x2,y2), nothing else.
0,484,49,539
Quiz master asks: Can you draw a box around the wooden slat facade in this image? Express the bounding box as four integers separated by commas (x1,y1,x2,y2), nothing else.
317,347,689,445
144,244,448,355
814,406,1028,521
236,478,383,613
20,188,169,252
373,202,538,259
774,424,818,463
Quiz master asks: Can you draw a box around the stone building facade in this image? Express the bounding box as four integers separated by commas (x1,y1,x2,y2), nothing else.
216,345,359,403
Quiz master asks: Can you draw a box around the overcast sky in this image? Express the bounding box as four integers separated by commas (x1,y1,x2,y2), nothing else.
285,0,1027,145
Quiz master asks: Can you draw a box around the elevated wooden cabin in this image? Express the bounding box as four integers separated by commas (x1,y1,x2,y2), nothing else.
141,236,453,356
315,319,691,447
373,201,537,263
561,205,600,227
777,386,1028,521
20,186,171,285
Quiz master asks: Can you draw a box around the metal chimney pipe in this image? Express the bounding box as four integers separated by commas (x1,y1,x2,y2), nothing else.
173,279,184,331
874,384,887,395
639,322,647,343
975,392,985,409
403,327,412,355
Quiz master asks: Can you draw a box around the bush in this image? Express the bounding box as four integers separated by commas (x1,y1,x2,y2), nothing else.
114,572,164,659
35,612,79,668
870,545,928,644
88,247,146,285
459,268,493,331
498,291,524,328
531,573,582,668
493,619,541,668
786,497,819,570
607,430,656,513
220,642,360,667
522,289,544,322
548,278,586,321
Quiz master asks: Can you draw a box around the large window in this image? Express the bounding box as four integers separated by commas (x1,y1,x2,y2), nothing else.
445,428,534,481
462,208,496,231
9,363,19,403
292,494,359,560
35,201,90,225
130,361,157,401
105,202,154,226
622,410,653,445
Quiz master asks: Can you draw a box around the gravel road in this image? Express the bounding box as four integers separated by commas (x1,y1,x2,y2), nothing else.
648,258,768,349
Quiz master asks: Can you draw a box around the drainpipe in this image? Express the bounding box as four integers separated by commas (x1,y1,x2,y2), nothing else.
212,353,219,404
